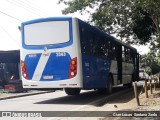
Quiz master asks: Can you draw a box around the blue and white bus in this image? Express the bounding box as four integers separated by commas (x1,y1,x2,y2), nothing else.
20,17,139,95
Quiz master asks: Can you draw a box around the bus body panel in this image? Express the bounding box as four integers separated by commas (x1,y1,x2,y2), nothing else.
24,52,71,81
122,62,134,84
82,55,111,89
110,60,118,85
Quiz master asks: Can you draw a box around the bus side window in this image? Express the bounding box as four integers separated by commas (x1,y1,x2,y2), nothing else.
108,41,113,59
124,47,129,62
112,45,117,60
130,50,134,63
127,49,132,63
80,27,86,54
100,37,107,58
125,48,130,63
92,35,99,56
97,36,105,58
104,38,109,58
86,30,93,55
80,27,91,55
122,46,125,62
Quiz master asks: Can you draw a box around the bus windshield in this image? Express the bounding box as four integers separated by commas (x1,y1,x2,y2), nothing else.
24,21,70,46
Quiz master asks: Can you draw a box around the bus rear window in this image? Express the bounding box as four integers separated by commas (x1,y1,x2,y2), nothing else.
24,21,70,46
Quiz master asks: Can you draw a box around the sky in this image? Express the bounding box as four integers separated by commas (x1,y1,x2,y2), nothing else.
0,0,149,54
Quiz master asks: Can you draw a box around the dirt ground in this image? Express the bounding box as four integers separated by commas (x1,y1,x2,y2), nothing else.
98,83,160,120
63,83,160,120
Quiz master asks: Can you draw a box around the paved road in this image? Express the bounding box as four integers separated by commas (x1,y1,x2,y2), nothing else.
0,85,141,120
0,85,135,110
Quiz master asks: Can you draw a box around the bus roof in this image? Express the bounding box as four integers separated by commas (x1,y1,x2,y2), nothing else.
22,16,73,25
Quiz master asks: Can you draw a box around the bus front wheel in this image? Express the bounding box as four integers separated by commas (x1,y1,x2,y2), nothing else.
64,88,81,95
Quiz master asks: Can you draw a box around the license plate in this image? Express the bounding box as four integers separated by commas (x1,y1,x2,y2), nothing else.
43,75,53,79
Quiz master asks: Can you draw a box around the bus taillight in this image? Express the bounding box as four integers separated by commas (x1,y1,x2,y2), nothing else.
69,57,77,79
21,60,29,80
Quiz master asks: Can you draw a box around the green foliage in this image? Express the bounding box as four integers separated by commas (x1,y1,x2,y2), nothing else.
59,0,160,46
140,52,160,75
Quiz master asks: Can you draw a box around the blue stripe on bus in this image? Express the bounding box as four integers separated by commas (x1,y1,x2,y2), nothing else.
40,52,71,81
25,53,41,80
21,17,73,50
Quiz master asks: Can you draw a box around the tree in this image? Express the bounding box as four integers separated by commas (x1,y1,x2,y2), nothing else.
140,52,160,75
58,0,160,46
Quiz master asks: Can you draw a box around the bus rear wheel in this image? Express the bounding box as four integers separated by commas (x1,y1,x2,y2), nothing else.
106,75,113,94
98,75,113,94
64,88,81,95
123,82,132,88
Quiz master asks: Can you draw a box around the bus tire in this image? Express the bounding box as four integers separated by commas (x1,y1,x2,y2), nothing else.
98,75,113,94
123,82,132,88
64,88,81,95
106,75,113,94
